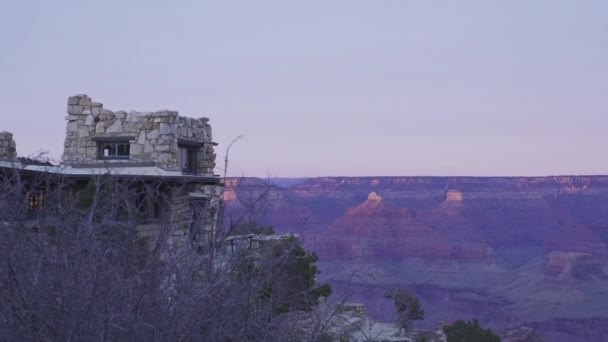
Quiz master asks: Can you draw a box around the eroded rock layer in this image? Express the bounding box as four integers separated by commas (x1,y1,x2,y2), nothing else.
224,176,608,342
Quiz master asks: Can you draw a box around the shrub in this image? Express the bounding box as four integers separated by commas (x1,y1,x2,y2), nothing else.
385,287,424,331
443,319,501,342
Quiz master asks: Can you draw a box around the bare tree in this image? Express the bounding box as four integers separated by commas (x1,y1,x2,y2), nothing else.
0,166,349,341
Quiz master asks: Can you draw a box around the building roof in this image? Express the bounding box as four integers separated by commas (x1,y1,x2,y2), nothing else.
0,160,222,184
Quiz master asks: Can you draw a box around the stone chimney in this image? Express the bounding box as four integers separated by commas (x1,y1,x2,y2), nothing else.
0,131,17,160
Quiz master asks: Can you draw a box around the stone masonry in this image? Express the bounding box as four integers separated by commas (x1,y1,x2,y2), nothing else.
63,95,217,176
0,131,17,160
1,94,225,251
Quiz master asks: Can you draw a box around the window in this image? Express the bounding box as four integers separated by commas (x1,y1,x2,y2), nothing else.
26,189,45,219
179,146,197,175
136,189,162,221
27,190,45,209
99,142,130,159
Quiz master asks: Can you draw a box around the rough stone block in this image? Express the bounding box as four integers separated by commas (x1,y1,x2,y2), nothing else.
78,96,91,106
158,137,171,145
95,122,105,133
122,122,138,131
156,144,170,152
156,154,172,165
66,121,78,132
153,110,169,117
84,115,95,126
67,148,77,157
106,119,124,133
67,96,79,105
130,143,143,155
72,105,84,115
137,131,146,144
126,111,139,122
144,141,154,153
78,126,90,137
147,130,159,140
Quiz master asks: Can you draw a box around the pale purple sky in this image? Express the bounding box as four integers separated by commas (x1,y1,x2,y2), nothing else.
1,1,607,177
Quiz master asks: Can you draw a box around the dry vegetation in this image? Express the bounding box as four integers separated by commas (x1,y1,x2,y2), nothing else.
0,169,336,341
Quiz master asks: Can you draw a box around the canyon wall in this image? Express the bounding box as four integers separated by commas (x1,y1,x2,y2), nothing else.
224,176,608,342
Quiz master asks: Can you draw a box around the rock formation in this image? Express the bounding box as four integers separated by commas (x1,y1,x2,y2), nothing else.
224,176,608,342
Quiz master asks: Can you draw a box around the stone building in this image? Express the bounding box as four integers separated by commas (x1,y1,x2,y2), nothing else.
0,94,224,250
63,94,216,176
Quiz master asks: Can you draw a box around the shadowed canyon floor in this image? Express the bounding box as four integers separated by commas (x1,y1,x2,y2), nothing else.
224,176,608,342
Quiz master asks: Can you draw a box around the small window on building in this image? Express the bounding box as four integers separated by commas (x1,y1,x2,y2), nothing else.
99,142,130,159
179,146,197,175
26,189,45,219
28,190,45,209
136,189,162,222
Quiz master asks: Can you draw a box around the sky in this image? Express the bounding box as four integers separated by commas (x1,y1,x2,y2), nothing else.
1,1,607,177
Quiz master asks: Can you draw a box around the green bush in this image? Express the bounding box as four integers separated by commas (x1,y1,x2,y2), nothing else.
384,287,424,331
261,237,332,313
443,319,501,342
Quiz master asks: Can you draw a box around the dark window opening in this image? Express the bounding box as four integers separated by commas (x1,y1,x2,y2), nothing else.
136,189,162,222
99,143,130,159
26,189,45,219
180,146,198,175
28,190,45,209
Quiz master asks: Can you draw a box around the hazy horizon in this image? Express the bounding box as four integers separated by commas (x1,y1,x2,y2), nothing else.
2,1,607,177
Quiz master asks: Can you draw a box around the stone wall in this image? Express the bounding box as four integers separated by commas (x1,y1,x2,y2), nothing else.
63,95,217,176
0,131,17,160
135,182,224,251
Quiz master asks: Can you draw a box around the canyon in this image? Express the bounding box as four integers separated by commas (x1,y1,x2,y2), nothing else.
224,176,608,342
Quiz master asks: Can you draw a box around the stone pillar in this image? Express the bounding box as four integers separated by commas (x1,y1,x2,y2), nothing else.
0,131,17,160
63,95,106,163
